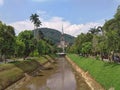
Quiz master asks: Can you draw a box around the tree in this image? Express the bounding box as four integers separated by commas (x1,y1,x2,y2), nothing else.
18,30,34,59
114,5,120,20
68,5,120,62
30,13,42,40
37,40,46,55
89,27,101,35
0,22,15,63
15,39,25,57
81,42,92,57
74,33,93,54
30,13,41,29
89,26,103,56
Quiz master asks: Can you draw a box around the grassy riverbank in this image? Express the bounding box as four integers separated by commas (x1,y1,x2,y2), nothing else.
68,54,120,90
0,55,55,90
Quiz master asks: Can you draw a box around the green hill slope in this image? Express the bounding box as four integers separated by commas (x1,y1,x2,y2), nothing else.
35,28,75,45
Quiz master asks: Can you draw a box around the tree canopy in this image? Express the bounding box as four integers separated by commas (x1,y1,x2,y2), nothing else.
67,5,120,61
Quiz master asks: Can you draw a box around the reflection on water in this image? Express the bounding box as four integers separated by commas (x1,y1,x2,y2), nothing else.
9,57,77,90
38,57,76,90
25,58,76,90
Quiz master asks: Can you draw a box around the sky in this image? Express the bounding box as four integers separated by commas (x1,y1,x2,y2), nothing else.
0,0,119,36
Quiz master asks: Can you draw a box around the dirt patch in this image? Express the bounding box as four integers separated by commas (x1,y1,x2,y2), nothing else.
66,56,104,90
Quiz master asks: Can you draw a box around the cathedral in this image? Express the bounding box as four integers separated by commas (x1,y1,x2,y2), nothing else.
57,26,68,53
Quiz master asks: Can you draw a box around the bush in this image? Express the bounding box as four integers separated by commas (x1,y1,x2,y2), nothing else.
95,55,100,60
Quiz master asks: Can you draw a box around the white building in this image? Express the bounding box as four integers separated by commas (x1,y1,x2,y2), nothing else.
57,26,68,53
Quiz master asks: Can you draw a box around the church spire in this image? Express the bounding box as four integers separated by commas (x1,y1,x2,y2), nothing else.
60,24,65,53
62,24,64,35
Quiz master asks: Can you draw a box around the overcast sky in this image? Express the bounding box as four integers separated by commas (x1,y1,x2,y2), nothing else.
0,0,119,36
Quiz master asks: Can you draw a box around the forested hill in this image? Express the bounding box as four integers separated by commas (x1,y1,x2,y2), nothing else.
35,28,75,45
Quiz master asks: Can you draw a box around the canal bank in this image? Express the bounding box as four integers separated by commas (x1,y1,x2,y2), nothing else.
0,55,55,90
66,56,104,90
5,57,91,90
5,59,57,90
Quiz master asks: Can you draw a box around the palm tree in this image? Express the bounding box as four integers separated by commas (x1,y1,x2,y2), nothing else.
89,27,97,34
30,13,42,29
89,26,102,35
30,13,42,39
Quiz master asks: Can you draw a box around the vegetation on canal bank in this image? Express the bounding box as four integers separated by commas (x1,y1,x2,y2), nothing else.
68,54,120,90
0,55,55,90
67,6,120,63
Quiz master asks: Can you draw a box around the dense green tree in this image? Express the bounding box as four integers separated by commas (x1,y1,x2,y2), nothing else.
37,39,55,55
37,40,46,55
67,45,77,53
102,5,120,60
66,5,120,62
0,22,15,62
15,39,25,57
114,5,120,20
18,30,34,59
81,42,92,56
74,33,93,54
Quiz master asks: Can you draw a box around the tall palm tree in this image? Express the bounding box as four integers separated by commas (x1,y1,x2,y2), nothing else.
30,13,42,29
30,13,42,39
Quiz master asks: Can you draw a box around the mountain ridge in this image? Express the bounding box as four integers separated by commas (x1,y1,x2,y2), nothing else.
35,28,75,45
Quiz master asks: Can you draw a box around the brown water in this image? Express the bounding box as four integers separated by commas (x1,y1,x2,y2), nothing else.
7,57,90,90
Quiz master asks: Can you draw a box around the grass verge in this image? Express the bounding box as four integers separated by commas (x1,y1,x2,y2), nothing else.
68,54,120,90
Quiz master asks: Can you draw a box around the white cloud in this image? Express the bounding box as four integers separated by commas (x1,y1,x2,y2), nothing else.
0,0,4,6
41,17,103,36
9,11,103,36
10,18,103,36
9,20,34,35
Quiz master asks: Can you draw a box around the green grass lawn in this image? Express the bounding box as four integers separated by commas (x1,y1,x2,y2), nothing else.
68,54,120,90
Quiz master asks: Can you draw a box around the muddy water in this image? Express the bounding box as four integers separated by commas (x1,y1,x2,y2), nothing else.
7,57,90,90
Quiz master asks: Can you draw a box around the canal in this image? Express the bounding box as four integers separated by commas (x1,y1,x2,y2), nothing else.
6,57,90,90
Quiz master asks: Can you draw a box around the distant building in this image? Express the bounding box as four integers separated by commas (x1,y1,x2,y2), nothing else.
57,25,69,53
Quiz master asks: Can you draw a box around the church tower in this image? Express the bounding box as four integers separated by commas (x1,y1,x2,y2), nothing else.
60,25,65,53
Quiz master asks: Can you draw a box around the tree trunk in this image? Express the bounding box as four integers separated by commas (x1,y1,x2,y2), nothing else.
23,57,25,60
0,54,2,62
3,55,7,64
108,54,112,62
100,52,103,61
